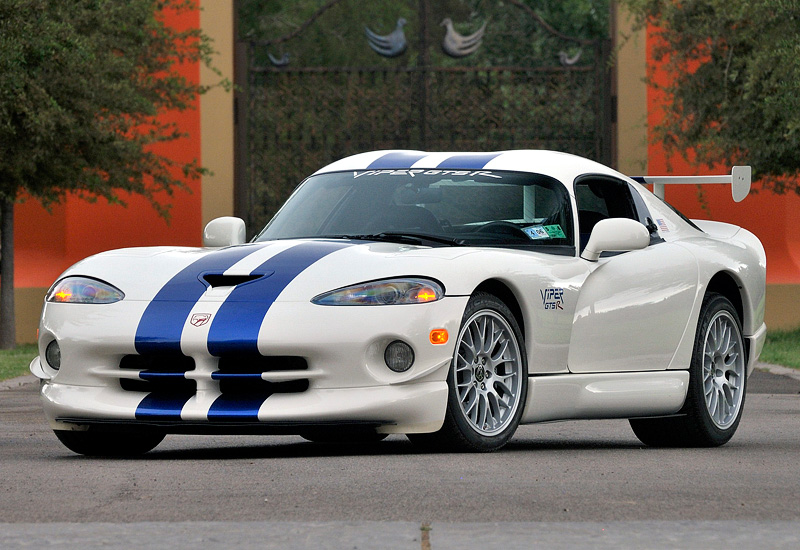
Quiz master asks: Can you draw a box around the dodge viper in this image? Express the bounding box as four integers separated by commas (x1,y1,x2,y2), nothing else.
31,150,766,455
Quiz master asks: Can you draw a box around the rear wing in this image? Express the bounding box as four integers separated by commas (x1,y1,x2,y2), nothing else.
630,166,751,203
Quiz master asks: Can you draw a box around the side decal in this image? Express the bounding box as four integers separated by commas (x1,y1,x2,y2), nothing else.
540,287,565,310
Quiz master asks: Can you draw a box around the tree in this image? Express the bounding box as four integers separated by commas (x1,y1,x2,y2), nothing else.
0,0,221,348
619,0,800,191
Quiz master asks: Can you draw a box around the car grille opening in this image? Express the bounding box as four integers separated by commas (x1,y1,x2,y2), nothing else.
215,354,309,396
117,353,309,399
119,354,196,394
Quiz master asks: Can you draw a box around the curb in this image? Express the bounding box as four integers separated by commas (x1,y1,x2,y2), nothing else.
0,374,36,391
755,362,800,383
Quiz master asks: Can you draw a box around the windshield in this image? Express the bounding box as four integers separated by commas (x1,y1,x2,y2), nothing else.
256,169,574,252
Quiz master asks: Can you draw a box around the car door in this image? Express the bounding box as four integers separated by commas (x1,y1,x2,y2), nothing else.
567,176,699,373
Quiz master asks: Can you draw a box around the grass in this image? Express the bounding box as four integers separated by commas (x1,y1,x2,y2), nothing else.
0,329,798,382
759,328,800,370
0,344,38,382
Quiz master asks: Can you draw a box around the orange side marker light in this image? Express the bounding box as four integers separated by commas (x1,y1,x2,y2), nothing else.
429,329,448,345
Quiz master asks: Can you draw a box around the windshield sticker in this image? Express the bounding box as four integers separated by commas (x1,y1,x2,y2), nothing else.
540,287,565,310
544,225,566,239
352,169,503,179
523,226,550,240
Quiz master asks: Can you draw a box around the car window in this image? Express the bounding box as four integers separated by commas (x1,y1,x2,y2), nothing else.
257,169,575,253
575,176,647,251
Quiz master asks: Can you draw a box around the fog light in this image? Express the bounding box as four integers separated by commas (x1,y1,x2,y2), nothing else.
384,341,414,372
45,340,61,371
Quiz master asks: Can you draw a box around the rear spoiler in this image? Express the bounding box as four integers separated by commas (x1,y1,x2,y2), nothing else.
630,166,751,203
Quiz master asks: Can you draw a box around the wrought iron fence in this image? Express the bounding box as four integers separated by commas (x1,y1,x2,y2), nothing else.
240,0,612,234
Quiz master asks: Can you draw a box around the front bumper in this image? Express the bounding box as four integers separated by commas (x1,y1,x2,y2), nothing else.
33,296,468,434
38,379,448,434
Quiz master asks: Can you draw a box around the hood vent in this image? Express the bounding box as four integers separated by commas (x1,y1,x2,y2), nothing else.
202,274,264,288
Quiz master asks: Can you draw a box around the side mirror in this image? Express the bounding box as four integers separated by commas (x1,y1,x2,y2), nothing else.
580,218,650,262
203,217,246,247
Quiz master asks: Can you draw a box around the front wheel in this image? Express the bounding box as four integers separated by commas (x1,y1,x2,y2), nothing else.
409,292,528,452
54,428,165,456
630,293,747,447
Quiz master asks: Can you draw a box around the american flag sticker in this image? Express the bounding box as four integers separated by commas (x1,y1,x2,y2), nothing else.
657,219,669,232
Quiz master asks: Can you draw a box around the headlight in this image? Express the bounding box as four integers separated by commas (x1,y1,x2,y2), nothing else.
311,278,444,306
46,277,125,304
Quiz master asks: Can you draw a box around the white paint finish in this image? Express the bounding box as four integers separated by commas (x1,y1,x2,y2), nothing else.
203,217,245,247
639,165,751,202
180,389,223,421
180,289,234,357
747,323,767,376
222,241,296,275
580,218,650,261
254,298,465,388
32,150,767,437
569,244,699,373
522,370,689,423
40,383,143,426
257,381,448,433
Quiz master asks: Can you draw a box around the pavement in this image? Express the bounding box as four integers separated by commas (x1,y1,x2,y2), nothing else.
2,363,799,549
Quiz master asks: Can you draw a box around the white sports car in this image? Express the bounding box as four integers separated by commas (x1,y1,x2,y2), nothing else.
31,150,766,455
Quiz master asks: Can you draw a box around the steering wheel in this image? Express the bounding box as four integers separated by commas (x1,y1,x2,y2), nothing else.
474,221,531,240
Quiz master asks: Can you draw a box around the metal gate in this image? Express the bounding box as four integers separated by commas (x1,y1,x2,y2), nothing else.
239,0,613,233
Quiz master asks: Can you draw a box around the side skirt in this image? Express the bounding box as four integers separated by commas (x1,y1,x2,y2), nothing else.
521,370,689,424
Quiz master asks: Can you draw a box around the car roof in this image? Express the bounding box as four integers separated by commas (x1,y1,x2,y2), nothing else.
313,149,627,189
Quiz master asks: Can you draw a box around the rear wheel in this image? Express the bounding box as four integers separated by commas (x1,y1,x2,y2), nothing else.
54,428,165,456
409,292,527,452
630,293,747,447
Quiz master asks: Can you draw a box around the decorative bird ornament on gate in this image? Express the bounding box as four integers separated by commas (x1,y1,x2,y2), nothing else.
268,52,290,67
365,17,408,58
440,17,487,58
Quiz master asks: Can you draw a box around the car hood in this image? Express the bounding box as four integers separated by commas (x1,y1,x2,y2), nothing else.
58,239,481,303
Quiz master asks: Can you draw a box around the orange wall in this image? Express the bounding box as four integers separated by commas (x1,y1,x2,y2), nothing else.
646,25,800,285
13,3,202,290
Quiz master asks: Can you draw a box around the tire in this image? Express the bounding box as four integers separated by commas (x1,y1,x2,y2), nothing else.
54,428,165,457
408,292,528,452
630,293,747,447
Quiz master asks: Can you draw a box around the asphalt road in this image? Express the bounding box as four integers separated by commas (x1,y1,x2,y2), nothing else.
2,369,800,548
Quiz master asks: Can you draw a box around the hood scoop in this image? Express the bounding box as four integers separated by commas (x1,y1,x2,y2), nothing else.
202,273,269,288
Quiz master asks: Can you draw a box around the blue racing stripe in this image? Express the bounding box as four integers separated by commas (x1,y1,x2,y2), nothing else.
135,245,266,355
207,394,267,421
436,153,502,169
366,151,428,169
135,393,193,420
207,241,350,356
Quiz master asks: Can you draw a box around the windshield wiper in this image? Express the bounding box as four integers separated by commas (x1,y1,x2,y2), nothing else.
324,232,465,247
